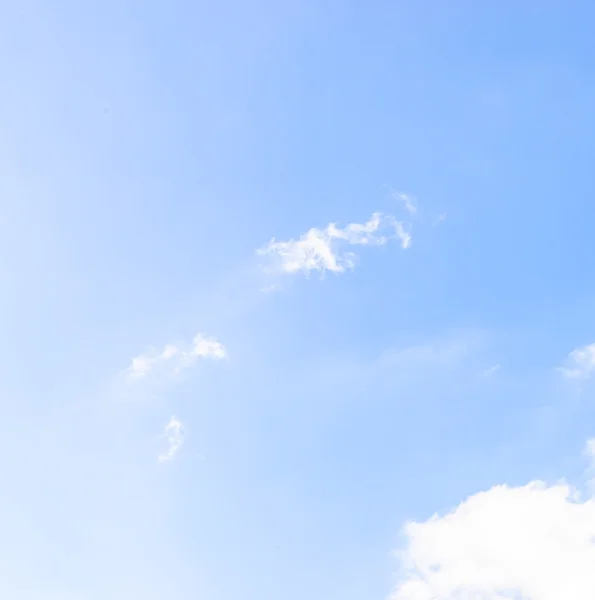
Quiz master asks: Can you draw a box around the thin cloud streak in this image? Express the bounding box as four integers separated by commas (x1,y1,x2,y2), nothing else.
393,191,417,214
127,333,226,380
158,416,184,462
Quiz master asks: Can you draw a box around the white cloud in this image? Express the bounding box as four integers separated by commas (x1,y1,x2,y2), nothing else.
559,343,595,379
257,212,411,275
393,191,417,214
158,416,184,462
127,333,226,380
392,480,595,600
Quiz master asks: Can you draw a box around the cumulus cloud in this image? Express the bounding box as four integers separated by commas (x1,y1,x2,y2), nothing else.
257,212,411,275
559,343,595,379
158,416,184,462
392,479,595,600
127,333,226,380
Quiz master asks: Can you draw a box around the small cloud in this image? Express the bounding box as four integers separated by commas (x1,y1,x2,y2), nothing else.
189,334,226,359
158,416,184,463
559,343,595,379
127,333,226,380
257,212,411,276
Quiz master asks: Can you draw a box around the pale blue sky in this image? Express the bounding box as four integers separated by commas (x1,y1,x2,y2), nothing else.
3,2,595,599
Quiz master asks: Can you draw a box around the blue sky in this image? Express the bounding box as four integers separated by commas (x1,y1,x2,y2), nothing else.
3,1,595,598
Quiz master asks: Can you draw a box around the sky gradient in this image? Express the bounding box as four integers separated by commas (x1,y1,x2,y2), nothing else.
3,1,595,598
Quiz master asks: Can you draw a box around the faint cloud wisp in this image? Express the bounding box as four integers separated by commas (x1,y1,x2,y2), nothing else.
127,333,226,380
392,191,417,214
158,416,184,463
260,283,281,294
433,212,447,227
482,363,501,377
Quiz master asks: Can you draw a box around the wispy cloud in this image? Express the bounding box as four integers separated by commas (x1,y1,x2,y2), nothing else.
127,333,226,380
559,343,595,379
433,212,447,227
158,416,184,462
392,191,417,214
375,332,481,373
260,283,281,294
257,212,411,276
